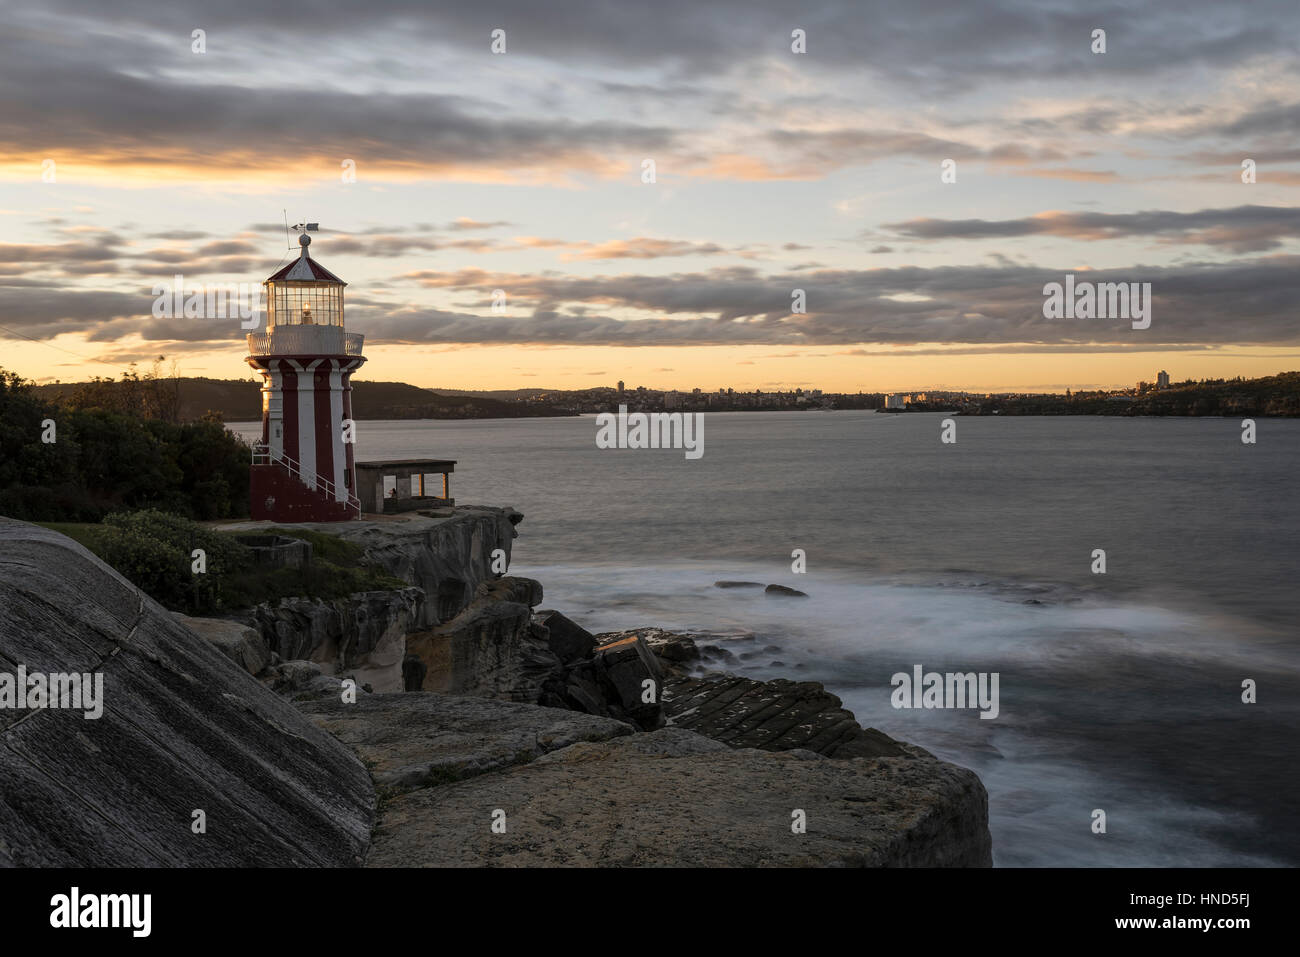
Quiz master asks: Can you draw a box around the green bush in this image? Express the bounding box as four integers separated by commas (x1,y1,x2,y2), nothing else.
0,368,251,523
89,509,253,613
103,508,250,576
88,524,192,608
77,508,405,614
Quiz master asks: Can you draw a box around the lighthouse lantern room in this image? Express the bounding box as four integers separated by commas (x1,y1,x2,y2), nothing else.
246,227,366,522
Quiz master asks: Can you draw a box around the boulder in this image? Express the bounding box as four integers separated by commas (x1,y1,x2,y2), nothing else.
556,660,609,717
592,635,665,730
260,659,366,702
479,576,543,608
533,609,596,663
642,632,699,665
171,613,270,676
0,519,374,867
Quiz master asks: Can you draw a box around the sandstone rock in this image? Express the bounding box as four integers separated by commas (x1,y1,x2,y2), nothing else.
364,723,992,867
245,587,423,692
297,692,632,795
0,519,374,867
261,659,365,702
765,584,809,598
405,577,562,703
479,576,543,608
171,613,270,676
533,609,596,664
332,507,523,627
217,507,523,630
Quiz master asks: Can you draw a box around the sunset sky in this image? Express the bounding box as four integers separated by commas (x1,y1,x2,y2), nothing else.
1,0,1298,393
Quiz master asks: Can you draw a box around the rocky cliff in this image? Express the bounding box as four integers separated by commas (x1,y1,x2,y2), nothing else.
200,506,525,688
328,507,523,628
1,518,993,867
242,587,424,692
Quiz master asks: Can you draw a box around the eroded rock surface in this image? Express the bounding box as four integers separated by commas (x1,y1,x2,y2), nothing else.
243,587,423,691
341,696,991,867
405,576,558,702
298,693,632,795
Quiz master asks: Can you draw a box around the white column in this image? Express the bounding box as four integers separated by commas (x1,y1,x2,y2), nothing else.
296,359,322,488
329,365,345,501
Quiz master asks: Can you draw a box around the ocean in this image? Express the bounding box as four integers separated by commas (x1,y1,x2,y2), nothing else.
229,411,1300,867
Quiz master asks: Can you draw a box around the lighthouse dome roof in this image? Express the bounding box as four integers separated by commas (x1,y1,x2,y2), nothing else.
266,252,346,284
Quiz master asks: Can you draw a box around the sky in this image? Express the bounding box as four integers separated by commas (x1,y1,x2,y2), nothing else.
1,0,1298,393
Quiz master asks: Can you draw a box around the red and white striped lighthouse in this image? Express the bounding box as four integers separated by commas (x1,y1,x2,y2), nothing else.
246,229,365,522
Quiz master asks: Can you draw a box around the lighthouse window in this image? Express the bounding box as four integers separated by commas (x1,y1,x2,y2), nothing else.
266,283,343,329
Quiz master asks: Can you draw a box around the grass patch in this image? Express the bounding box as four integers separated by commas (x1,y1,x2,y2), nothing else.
34,521,101,551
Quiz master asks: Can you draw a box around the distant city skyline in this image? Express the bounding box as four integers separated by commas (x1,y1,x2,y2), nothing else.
2,2,1299,392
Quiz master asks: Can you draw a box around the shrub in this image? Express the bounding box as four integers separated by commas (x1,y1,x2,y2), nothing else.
80,509,404,614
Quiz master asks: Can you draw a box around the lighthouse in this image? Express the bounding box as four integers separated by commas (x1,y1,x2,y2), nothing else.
246,228,365,522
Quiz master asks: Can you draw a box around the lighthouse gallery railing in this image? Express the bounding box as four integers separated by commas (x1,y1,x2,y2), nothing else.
246,328,364,356
251,441,362,517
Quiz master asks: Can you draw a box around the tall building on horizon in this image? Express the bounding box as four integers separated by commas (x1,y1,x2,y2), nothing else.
1157,370,1170,389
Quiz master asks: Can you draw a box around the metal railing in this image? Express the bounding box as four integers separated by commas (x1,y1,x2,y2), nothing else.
252,441,361,517
246,328,364,356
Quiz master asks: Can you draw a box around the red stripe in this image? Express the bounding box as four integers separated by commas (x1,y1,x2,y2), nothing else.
315,359,335,496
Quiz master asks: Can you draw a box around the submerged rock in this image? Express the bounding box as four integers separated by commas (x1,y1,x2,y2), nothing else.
662,672,901,758
714,580,765,589
764,584,809,598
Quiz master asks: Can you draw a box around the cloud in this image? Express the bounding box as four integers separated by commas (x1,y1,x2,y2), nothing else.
450,218,512,231
0,24,676,182
883,205,1300,253
564,238,731,260
346,256,1300,348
